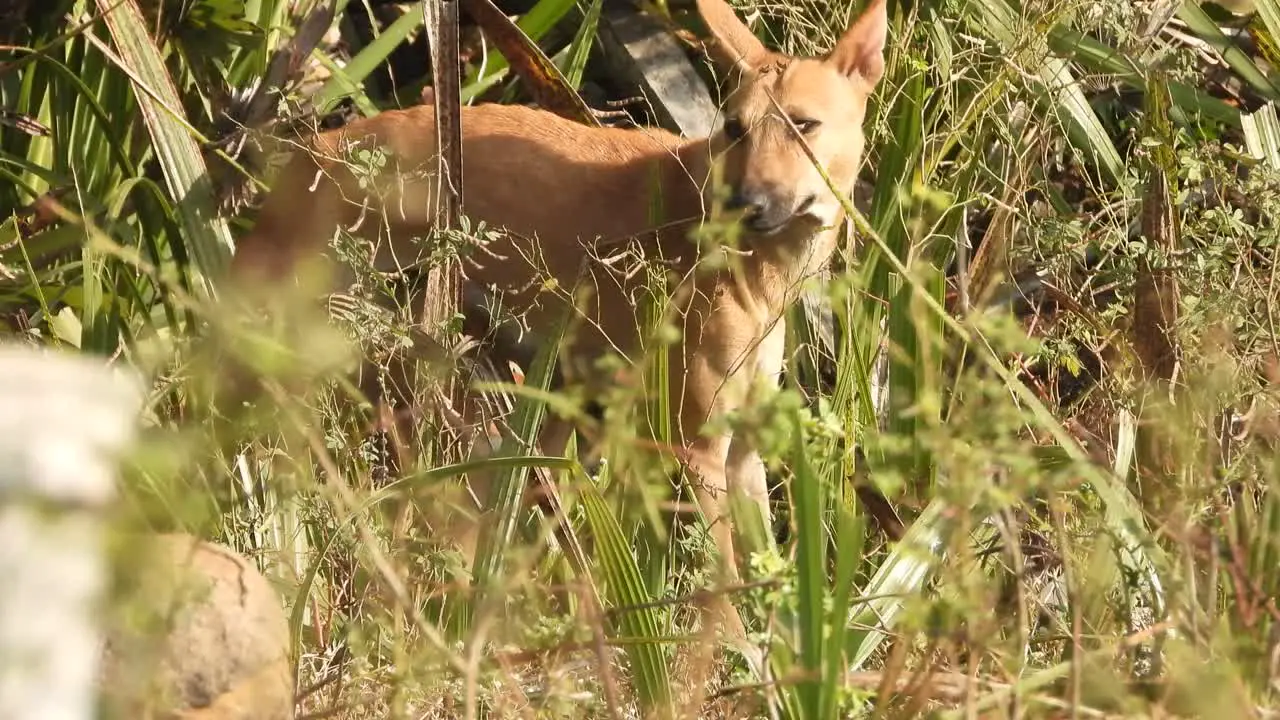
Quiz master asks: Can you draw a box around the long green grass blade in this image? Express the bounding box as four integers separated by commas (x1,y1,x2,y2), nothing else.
846,496,950,670
464,293,574,634
312,1,426,114
579,468,674,714
1242,102,1280,166
93,0,234,298
965,0,1125,184
561,0,603,90
822,504,866,719
788,404,831,719
1046,26,1240,126
1177,0,1280,102
460,0,580,102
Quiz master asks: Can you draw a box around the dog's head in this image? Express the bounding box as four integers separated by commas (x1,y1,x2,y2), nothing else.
698,0,888,236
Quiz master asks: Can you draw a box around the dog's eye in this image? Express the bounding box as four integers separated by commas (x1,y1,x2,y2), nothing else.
724,117,746,141
791,118,821,134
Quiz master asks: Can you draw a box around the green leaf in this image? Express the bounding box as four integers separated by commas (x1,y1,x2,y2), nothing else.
466,294,573,611
93,0,235,298
965,0,1125,184
1177,0,1280,103
846,496,951,670
561,0,603,90
459,0,581,103
1046,26,1241,126
1242,102,1280,168
822,504,866,720
461,0,597,125
312,2,426,115
787,404,833,719
580,469,674,714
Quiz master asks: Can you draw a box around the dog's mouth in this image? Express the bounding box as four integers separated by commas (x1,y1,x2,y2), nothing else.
744,195,816,236
746,216,788,236
794,195,816,218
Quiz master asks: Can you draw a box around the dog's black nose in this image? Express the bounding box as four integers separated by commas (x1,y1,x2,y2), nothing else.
728,187,770,218
728,184,790,233
726,189,761,213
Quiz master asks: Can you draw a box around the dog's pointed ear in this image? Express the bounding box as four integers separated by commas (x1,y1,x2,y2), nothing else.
696,0,771,73
827,0,889,84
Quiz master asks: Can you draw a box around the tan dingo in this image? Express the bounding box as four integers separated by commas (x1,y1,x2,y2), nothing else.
229,0,888,652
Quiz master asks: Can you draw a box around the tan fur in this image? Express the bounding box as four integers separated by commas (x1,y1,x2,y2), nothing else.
229,0,888,650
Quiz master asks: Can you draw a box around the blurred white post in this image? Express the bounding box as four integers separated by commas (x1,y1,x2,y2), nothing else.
0,344,144,720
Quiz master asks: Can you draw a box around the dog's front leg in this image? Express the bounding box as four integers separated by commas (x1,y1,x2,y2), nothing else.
682,435,753,635
722,318,786,562
725,434,773,561
683,434,735,575
682,434,774,675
